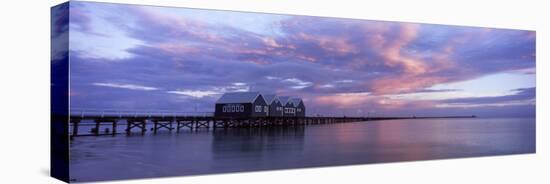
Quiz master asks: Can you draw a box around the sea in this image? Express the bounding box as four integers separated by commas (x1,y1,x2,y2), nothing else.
69,117,535,182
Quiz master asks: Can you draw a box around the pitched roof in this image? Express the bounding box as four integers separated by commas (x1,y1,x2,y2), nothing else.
278,96,292,106
262,94,279,105
289,98,303,107
216,92,262,104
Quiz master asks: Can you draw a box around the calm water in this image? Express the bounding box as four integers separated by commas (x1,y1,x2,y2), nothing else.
69,118,535,182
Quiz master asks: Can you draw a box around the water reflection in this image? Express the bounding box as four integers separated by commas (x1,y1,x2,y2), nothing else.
209,127,305,171
69,118,535,182
212,127,305,158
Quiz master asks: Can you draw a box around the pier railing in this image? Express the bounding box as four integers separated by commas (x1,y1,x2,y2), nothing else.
64,108,476,138
69,108,214,118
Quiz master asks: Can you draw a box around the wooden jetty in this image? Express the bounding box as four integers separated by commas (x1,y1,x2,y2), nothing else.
65,110,476,138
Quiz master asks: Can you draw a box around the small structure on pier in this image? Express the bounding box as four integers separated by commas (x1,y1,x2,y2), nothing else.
214,92,268,118
278,96,296,117
214,92,306,118
290,98,306,117
263,94,284,117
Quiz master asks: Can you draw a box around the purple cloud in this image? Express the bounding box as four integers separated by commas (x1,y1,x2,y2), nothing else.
442,87,535,105
66,1,535,117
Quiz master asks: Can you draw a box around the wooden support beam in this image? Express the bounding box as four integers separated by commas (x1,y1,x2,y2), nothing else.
141,121,146,134
67,115,382,138
169,121,173,132
176,120,194,132
70,119,80,138
212,119,227,129
94,120,100,136
153,121,158,134
126,119,147,134
196,119,210,129
126,121,131,133
152,120,174,134
112,121,117,136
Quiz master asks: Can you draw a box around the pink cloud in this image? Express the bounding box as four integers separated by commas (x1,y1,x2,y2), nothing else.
154,42,200,55
313,92,436,110
370,75,449,95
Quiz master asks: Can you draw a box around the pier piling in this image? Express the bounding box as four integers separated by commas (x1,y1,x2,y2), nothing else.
68,115,476,138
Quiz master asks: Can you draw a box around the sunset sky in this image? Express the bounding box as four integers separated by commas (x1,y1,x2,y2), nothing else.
55,2,536,117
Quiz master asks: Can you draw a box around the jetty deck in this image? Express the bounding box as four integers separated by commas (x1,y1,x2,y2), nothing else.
59,110,475,138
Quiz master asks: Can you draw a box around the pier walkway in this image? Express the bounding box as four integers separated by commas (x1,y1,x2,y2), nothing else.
61,109,475,138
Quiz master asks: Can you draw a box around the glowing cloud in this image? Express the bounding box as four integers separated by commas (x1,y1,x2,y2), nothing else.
68,2,535,117
91,82,159,91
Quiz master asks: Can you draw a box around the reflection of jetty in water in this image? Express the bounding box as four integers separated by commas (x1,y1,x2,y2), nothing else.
211,127,305,161
212,126,305,157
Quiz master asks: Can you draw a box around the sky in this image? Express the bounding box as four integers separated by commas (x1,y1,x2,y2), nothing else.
54,1,536,117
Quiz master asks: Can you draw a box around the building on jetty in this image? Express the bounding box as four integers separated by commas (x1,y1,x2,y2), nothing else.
214,92,306,118
290,98,306,117
214,92,268,118
263,94,283,117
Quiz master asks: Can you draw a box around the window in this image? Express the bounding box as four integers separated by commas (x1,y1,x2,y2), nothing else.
223,104,244,113
285,107,296,114
264,106,268,112
255,105,262,112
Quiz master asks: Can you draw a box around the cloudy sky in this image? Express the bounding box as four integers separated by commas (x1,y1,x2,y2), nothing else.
55,1,536,117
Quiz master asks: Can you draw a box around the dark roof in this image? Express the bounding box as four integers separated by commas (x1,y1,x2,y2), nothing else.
216,92,262,104
278,96,292,106
289,98,303,107
262,94,279,105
